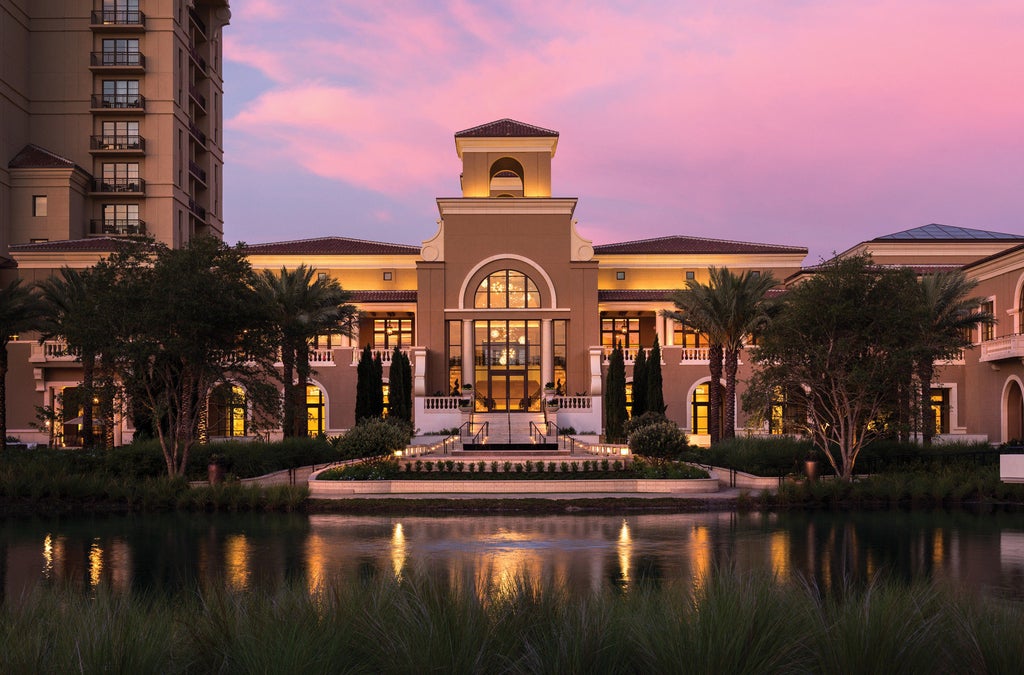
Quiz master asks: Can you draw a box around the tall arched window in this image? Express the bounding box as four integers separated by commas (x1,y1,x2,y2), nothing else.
474,270,541,309
306,385,325,436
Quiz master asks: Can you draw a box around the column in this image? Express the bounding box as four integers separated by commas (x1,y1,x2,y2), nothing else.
541,318,553,388
665,312,675,346
462,320,474,388
655,312,666,348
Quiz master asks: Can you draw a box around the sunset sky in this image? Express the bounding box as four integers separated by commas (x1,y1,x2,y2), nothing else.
222,0,1023,263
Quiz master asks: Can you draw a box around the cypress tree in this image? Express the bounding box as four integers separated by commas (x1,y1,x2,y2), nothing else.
400,349,413,422
371,352,385,418
604,341,628,442
647,334,665,414
632,345,648,418
388,346,412,422
355,345,374,423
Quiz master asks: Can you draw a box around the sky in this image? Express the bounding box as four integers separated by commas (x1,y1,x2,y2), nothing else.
222,0,1024,264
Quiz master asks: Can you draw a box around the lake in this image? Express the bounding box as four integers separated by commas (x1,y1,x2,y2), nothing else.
3,508,1024,600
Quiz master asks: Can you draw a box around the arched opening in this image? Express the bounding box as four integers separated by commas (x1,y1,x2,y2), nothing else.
691,382,725,437
488,157,524,197
1007,380,1024,442
1018,281,1024,334
209,383,247,438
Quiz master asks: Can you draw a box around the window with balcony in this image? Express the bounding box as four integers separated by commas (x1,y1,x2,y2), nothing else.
602,317,639,354
101,203,140,234
100,162,140,192
373,319,412,350
97,120,141,150
95,0,142,24
101,80,140,108
99,38,141,66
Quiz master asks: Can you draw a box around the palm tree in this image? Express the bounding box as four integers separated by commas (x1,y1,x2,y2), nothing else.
0,279,45,449
668,268,776,442
37,269,107,448
915,271,994,446
257,266,356,437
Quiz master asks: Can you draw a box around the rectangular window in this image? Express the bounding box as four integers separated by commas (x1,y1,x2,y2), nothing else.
100,120,140,149
685,271,695,281
101,79,140,108
447,320,462,394
980,301,995,342
601,317,639,356
101,162,140,191
102,203,140,234
930,389,950,435
373,318,413,350
553,320,568,394
101,0,140,23
101,38,140,66
383,271,393,281
32,196,47,217
615,271,626,281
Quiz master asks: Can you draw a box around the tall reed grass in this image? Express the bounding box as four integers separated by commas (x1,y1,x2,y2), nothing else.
2,569,1022,673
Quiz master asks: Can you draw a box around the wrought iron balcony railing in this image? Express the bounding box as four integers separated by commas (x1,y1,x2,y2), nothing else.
90,134,145,151
90,10,145,27
91,94,145,110
89,219,146,236
90,51,145,68
91,178,145,194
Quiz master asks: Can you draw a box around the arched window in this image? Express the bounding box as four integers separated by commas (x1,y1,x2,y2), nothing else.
209,383,247,437
474,270,541,309
1018,283,1024,334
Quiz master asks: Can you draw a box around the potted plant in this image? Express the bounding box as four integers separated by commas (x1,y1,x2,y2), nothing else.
543,381,555,394
545,397,560,412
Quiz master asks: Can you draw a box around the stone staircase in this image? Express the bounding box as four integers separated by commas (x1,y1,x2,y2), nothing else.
460,412,561,452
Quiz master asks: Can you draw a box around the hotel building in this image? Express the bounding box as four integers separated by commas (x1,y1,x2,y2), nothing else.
2,6,1023,448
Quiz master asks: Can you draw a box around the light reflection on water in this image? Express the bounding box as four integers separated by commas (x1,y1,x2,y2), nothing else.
2,509,1024,600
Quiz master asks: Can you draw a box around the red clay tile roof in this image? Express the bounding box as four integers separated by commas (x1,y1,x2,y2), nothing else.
349,290,417,303
599,290,674,302
8,144,83,170
964,243,1024,270
8,237,137,253
244,237,419,256
594,235,807,255
455,119,559,138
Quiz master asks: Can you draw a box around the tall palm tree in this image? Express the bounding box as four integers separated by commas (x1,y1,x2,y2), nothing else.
915,271,994,446
37,269,106,448
668,268,776,442
0,279,46,449
257,266,356,437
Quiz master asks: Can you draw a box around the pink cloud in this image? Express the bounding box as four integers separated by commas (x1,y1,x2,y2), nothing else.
224,1,1024,256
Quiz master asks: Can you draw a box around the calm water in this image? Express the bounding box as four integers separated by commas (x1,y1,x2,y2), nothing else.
3,509,1024,600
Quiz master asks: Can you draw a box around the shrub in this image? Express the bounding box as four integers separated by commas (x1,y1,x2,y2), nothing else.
318,457,399,481
478,461,487,474
404,462,412,473
561,462,570,473
492,461,500,474
525,460,534,473
682,436,814,476
424,461,434,473
548,462,557,473
514,463,524,473
468,463,476,473
334,418,413,460
445,460,455,473
503,461,512,473
628,420,689,460
414,460,423,473
535,461,544,474
613,460,623,472
601,460,610,471
624,411,669,437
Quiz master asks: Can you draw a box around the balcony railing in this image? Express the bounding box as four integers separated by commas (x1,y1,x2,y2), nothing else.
90,134,146,151
90,51,145,69
91,94,145,110
91,178,145,194
188,123,207,145
189,160,207,184
29,340,79,363
188,199,207,220
679,346,710,362
89,219,146,236
188,47,208,73
90,10,146,27
189,86,207,110
602,346,650,365
980,334,1024,362
189,7,208,37
351,348,413,366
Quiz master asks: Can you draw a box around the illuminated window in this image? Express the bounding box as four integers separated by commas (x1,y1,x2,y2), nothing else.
601,318,639,353
447,320,462,394
373,318,412,349
474,270,540,309
692,384,709,434
306,385,325,437
930,389,950,435
209,384,246,437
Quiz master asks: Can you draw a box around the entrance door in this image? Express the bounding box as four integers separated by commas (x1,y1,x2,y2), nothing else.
474,320,541,412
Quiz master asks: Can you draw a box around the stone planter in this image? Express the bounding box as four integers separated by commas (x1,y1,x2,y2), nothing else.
805,460,819,482
208,462,225,485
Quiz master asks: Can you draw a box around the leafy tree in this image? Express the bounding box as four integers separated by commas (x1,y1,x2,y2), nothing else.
647,334,665,415
604,342,628,442
37,269,103,448
668,268,775,442
256,265,355,437
0,279,45,448
631,345,648,418
101,237,279,477
746,254,919,480
914,271,994,446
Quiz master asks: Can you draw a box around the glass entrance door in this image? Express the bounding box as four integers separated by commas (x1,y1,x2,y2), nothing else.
474,320,541,411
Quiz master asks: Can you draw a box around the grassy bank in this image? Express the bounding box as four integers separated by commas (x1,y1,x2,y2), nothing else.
2,569,1021,673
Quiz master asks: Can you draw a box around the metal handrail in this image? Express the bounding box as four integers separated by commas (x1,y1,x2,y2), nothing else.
470,421,489,445
528,421,546,444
